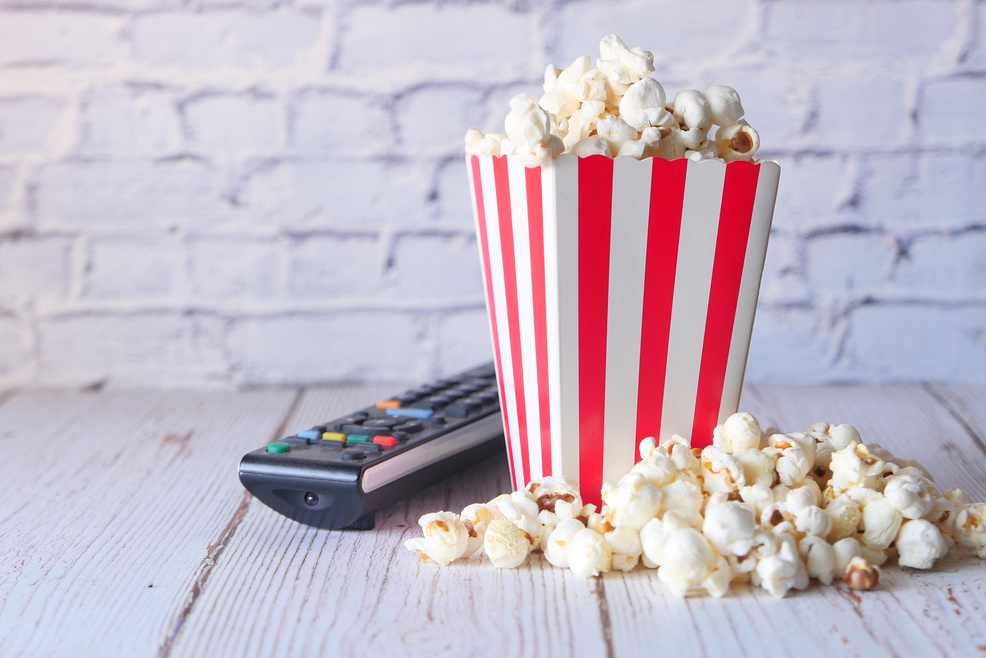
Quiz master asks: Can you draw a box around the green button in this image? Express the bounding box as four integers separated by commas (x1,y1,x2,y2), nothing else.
267,442,291,454
346,435,370,443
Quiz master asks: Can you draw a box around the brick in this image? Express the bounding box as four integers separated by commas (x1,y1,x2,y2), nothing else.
289,92,391,154
809,74,909,150
0,236,71,301
892,231,986,302
36,159,220,227
0,11,124,67
184,94,279,153
75,87,181,157
83,235,183,300
856,153,986,228
339,4,534,77
285,235,382,299
919,76,986,146
771,154,861,230
188,235,280,300
435,309,493,377
37,313,227,386
387,234,484,303
0,315,31,378
395,86,484,156
433,159,475,226
805,232,897,297
227,312,427,384
132,10,321,70
763,1,955,63
746,305,838,383
0,97,67,156
554,1,752,74
242,159,431,229
759,232,811,306
848,304,986,381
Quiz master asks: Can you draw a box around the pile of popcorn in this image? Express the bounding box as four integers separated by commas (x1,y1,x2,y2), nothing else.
465,34,761,166
405,412,986,599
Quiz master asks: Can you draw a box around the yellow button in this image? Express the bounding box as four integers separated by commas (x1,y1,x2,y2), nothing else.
322,432,346,441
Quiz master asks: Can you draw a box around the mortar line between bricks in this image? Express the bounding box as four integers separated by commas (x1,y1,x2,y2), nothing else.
156,386,304,658
922,384,986,458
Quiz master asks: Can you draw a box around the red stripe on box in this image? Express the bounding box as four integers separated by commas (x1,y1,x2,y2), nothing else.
577,156,614,504
635,158,688,456
525,166,552,476
691,162,762,448
492,156,531,487
471,156,515,479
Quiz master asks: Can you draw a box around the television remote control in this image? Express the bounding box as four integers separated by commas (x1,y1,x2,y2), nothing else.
238,363,505,530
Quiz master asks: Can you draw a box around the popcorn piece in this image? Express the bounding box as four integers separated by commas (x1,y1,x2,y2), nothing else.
701,445,746,494
685,142,720,162
460,503,496,558
702,501,759,557
570,135,612,158
831,537,863,575
860,497,903,551
464,129,505,157
601,472,662,530
954,502,986,558
794,505,832,538
630,452,678,488
714,121,760,163
843,556,880,591
825,495,862,542
754,534,809,598
704,85,745,126
605,523,643,572
567,528,612,578
490,490,542,548
896,519,948,569
503,94,564,167
598,34,655,83
673,89,712,132
404,511,470,566
657,527,730,598
543,517,585,569
713,412,763,453
799,535,837,585
596,115,639,155
484,518,534,568
618,77,667,132
883,468,937,519
732,449,775,488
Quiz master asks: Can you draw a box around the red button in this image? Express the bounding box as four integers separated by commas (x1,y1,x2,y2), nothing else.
373,436,397,447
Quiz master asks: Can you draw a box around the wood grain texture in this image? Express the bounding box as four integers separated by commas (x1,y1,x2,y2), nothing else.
170,385,610,658
0,389,298,657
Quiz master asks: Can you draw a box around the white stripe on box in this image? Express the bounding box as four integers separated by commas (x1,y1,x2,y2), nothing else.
601,157,653,486
507,158,542,480
661,159,727,443
479,158,524,491
719,162,781,422
546,156,581,482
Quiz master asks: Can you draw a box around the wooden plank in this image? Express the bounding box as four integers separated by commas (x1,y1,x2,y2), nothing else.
928,384,986,458
0,389,298,657
171,385,611,658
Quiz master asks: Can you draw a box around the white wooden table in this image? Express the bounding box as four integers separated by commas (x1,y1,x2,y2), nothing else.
1,384,985,657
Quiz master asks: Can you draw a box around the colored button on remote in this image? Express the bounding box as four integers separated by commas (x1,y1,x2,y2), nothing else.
322,432,346,442
346,435,370,443
386,408,433,420
298,430,322,441
373,436,397,447
267,442,290,454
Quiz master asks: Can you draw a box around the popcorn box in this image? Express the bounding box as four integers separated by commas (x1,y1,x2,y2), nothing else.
467,154,780,504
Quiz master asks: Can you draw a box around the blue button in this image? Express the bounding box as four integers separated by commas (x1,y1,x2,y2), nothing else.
385,407,433,420
298,430,322,441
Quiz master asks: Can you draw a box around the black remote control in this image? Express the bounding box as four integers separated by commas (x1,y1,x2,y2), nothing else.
238,363,506,530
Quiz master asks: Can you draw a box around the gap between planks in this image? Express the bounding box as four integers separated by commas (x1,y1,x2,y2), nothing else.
923,384,986,458
156,386,304,658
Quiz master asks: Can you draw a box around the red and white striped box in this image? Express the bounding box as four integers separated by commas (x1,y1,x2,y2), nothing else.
467,154,780,505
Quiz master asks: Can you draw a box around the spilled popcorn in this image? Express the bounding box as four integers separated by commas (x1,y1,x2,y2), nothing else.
404,412,986,599
465,34,761,165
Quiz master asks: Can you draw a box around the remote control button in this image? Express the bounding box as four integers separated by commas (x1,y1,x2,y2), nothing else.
346,435,370,443
284,436,311,446
363,418,400,429
319,438,344,448
395,392,420,404
385,408,433,420
393,421,424,433
340,424,390,438
431,415,447,425
356,442,384,453
298,430,321,441
418,395,452,409
321,431,346,441
375,400,401,410
334,413,368,430
391,430,409,442
373,436,397,447
475,391,498,403
341,449,366,461
446,401,481,418
267,442,291,454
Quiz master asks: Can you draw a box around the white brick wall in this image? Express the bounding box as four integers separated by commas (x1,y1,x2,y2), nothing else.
0,0,983,389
